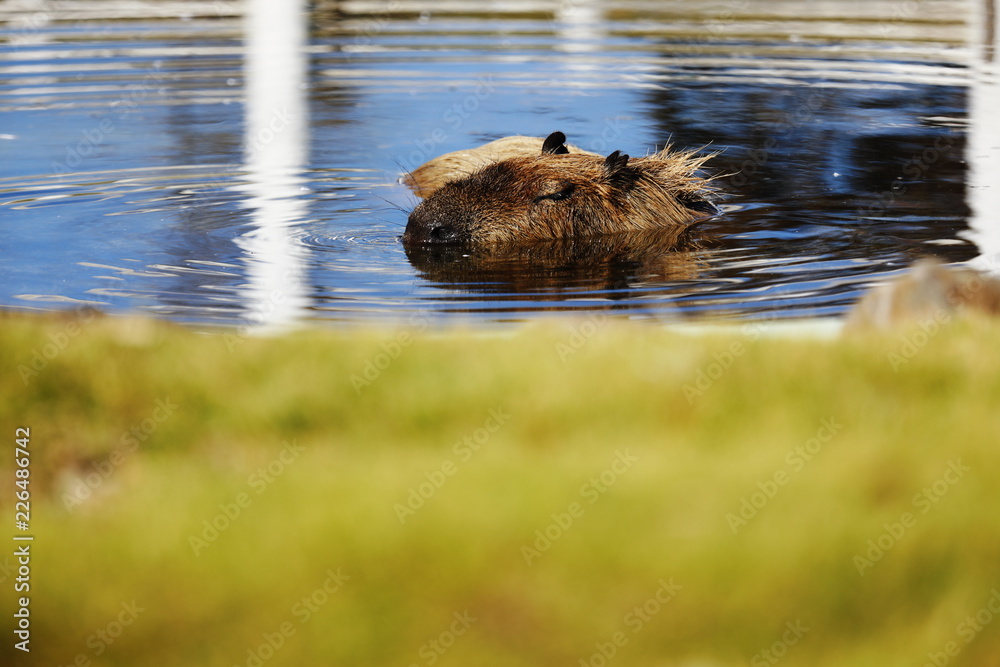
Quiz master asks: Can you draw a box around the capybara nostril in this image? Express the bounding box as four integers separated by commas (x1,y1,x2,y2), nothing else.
428,225,459,243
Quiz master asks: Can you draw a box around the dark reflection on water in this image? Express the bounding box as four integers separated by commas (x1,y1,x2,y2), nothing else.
0,1,990,326
649,84,968,215
404,227,700,298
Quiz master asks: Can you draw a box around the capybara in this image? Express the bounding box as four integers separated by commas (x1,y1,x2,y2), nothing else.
402,132,716,246
845,258,1000,331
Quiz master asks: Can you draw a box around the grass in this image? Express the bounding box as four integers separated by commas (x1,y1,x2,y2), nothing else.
1,310,999,666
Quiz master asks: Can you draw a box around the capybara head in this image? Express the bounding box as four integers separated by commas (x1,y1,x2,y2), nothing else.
402,132,716,246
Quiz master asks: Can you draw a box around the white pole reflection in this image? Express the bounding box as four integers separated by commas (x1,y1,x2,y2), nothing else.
965,0,1000,274
554,0,605,54
233,0,311,333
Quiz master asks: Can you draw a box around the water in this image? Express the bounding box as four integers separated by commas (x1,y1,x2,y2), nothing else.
2,0,997,328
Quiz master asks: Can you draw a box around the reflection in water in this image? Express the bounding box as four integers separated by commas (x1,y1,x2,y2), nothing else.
966,0,1000,272
232,0,311,334
404,227,704,303
554,0,605,55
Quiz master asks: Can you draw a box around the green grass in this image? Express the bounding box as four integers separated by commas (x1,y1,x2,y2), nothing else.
2,311,1000,666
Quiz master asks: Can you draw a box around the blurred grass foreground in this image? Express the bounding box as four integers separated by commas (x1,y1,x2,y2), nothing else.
2,310,1000,667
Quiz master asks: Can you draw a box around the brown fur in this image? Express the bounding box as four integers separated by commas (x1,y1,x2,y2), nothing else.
402,135,596,198
845,258,1000,331
402,132,716,246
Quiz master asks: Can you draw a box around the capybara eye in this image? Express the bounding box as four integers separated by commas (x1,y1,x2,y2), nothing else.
534,183,576,204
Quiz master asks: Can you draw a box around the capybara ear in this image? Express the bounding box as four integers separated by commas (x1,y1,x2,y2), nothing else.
541,131,570,155
604,150,638,190
604,150,630,172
